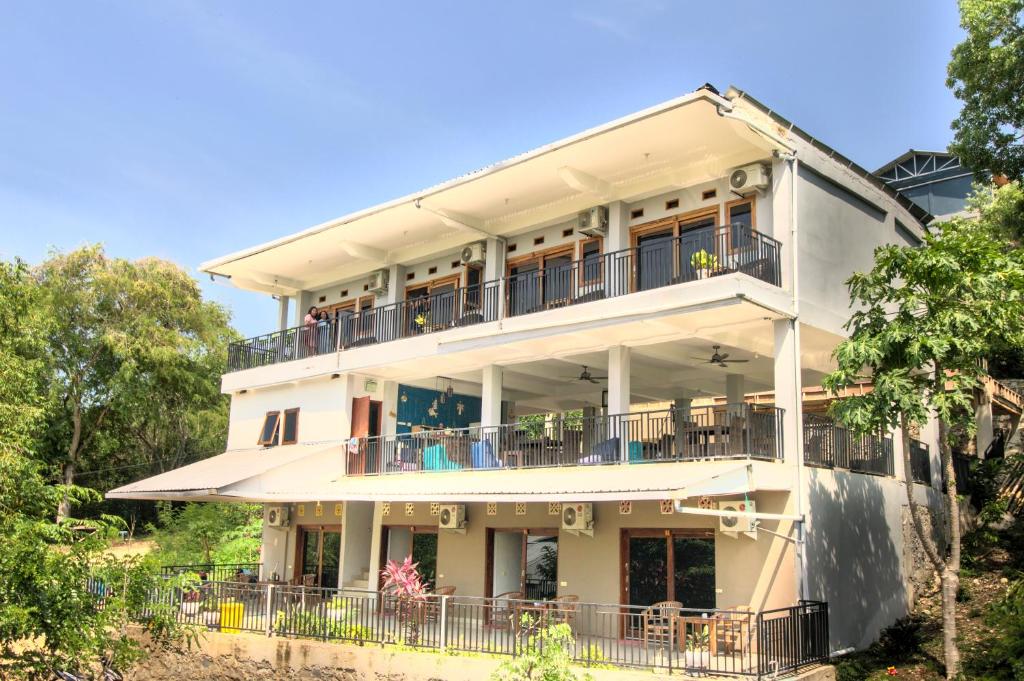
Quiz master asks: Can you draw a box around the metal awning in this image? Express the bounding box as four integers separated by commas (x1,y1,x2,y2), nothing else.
105,443,343,501
235,459,792,503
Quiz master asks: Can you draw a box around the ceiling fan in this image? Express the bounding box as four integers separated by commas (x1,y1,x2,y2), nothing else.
564,366,607,384
692,345,749,368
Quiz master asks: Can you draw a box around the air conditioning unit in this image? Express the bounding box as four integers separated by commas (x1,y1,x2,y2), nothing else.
366,269,389,295
438,504,467,531
561,502,594,535
729,163,770,194
460,242,486,266
577,206,609,237
266,506,290,528
718,499,756,534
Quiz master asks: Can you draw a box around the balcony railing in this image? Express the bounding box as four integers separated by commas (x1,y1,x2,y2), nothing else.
909,439,931,485
226,226,782,372
161,562,263,583
143,580,827,677
345,404,783,476
803,413,895,476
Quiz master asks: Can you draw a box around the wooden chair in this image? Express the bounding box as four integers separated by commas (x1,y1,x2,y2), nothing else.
489,591,524,630
643,600,681,647
550,595,579,629
715,605,753,655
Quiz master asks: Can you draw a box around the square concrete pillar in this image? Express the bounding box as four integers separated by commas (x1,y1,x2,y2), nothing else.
277,295,291,331
726,373,746,409
976,392,994,458
673,397,692,457
481,365,503,428
293,290,313,328
383,265,407,306
773,319,802,463
381,380,400,436
606,201,631,253
608,346,631,461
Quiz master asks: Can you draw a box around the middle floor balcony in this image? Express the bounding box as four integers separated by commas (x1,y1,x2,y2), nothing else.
345,403,784,477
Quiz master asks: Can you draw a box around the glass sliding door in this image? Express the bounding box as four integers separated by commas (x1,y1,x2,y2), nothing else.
628,536,670,607
623,529,716,609
672,536,716,609
297,525,342,588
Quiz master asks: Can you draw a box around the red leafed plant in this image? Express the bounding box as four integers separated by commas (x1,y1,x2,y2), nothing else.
380,556,428,643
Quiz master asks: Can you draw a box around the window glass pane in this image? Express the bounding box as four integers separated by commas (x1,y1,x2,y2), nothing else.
301,531,321,581
321,531,341,588
525,534,558,599
283,410,298,443
466,267,482,287
672,537,715,609
412,533,438,589
628,536,668,606
259,413,280,445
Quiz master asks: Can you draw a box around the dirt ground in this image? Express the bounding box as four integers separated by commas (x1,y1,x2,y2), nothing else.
104,539,155,558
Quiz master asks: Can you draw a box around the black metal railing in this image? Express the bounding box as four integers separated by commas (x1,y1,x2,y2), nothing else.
757,601,830,676
910,439,931,485
803,413,895,476
346,404,783,476
143,581,827,677
161,562,263,583
226,227,782,372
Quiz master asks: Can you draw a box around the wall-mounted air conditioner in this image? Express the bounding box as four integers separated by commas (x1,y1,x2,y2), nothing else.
460,242,486,266
267,506,290,528
366,269,389,295
561,502,594,536
439,504,467,531
718,499,756,534
729,163,770,195
577,206,609,237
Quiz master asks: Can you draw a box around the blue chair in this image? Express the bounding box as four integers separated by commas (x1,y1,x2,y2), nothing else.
423,444,462,471
471,439,501,469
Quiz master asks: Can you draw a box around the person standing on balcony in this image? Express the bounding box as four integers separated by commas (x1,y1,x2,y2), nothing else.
303,305,319,356
317,310,331,353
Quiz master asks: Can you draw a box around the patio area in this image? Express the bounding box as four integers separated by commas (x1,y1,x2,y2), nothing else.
149,577,827,677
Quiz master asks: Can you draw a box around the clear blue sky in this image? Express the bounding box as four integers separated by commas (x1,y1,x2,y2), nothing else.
0,1,964,338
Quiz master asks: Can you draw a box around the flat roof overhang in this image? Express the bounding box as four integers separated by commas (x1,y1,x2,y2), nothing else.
200,89,780,296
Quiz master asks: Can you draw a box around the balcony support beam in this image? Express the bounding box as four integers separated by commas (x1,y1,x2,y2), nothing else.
606,201,631,253
481,365,503,428
608,346,631,462
276,295,291,331
292,290,313,328
773,319,802,465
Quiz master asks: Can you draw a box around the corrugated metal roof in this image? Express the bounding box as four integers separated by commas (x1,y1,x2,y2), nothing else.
106,443,340,497
237,459,792,503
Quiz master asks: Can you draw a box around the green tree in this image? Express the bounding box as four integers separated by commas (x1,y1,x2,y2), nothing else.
32,245,235,520
149,502,262,565
948,0,1024,180
824,184,1024,678
0,261,190,679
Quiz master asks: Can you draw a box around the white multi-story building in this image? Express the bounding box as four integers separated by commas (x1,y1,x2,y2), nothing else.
113,84,1005,673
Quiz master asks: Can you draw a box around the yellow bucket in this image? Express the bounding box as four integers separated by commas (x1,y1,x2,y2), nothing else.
220,602,244,633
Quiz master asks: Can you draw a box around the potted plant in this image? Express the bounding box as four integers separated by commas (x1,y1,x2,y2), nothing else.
690,249,719,279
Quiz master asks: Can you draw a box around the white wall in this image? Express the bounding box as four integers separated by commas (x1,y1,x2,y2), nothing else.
226,374,384,449
491,531,523,596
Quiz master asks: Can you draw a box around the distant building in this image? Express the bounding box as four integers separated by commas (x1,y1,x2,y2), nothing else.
875,150,978,221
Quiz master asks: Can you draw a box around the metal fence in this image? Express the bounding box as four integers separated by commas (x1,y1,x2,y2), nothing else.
144,581,826,677
346,403,783,476
803,413,894,476
226,227,781,372
161,563,263,583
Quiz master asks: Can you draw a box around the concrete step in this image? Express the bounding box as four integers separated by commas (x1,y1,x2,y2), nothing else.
346,579,370,590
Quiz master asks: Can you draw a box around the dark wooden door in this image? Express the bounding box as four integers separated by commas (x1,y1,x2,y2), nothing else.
348,395,371,474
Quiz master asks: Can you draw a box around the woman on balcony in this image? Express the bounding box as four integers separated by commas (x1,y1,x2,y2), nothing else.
303,305,319,357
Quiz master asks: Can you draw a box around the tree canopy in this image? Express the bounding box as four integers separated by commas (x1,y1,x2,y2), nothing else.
948,0,1024,180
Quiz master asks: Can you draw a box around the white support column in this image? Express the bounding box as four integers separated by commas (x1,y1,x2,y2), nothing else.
770,157,796,292
606,201,631,252
384,265,406,306
276,296,291,331
773,319,802,464
382,380,400,436
608,346,631,462
366,502,386,592
484,237,506,318
481,365,503,428
292,290,313,328
726,374,746,407
582,405,597,453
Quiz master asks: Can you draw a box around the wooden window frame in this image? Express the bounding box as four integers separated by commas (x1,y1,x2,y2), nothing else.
576,236,604,286
724,197,757,253
293,523,343,586
618,527,715,607
484,527,560,598
281,408,300,445
505,244,576,312
258,411,281,446
628,206,721,289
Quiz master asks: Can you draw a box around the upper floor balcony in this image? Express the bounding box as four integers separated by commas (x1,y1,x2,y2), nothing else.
227,224,782,373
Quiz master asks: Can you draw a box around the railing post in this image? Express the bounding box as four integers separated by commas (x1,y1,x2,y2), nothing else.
265,584,274,637
439,595,448,653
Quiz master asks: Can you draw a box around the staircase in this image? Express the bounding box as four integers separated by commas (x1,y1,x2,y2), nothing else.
344,569,372,591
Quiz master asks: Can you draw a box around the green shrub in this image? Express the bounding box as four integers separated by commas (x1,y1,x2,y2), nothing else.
963,576,1024,680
